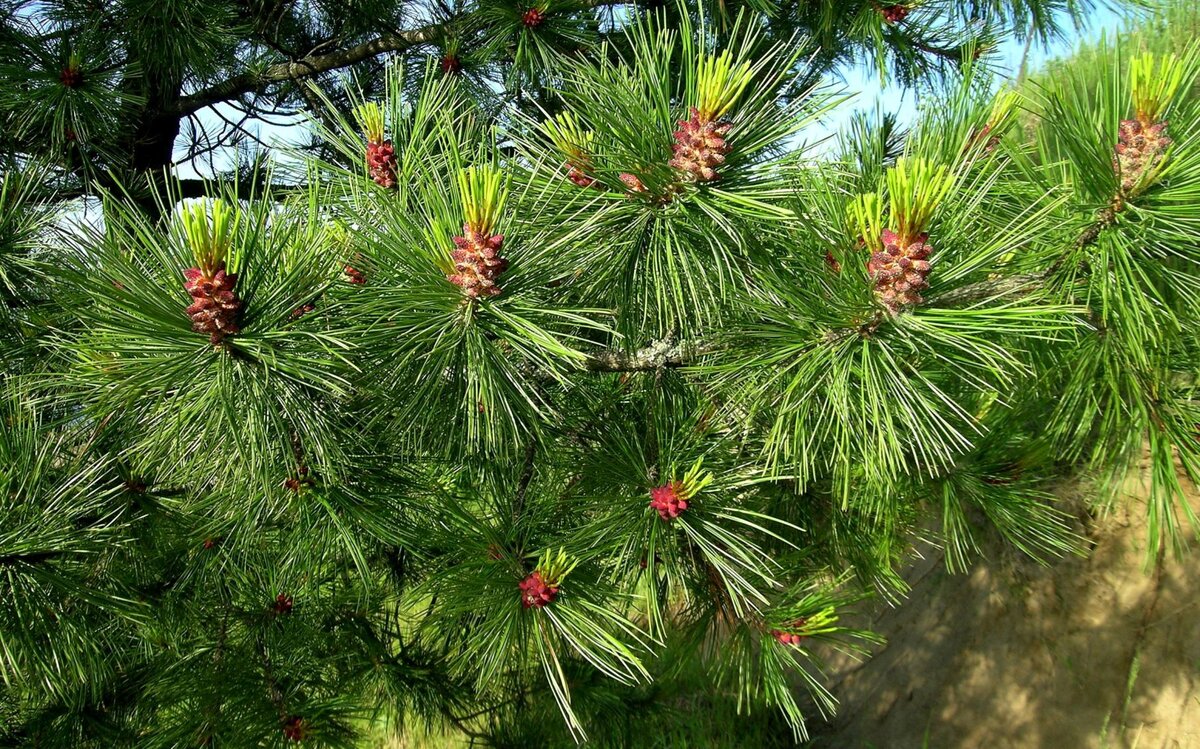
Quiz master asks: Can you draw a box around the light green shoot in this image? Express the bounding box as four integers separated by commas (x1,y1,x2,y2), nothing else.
457,165,508,233
535,548,578,587
1130,53,1186,122
541,111,594,160
180,198,239,274
886,157,955,241
681,457,714,497
697,50,754,120
849,192,885,252
352,101,386,143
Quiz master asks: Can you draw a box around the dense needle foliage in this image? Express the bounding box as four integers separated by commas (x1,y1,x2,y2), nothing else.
2,0,1199,747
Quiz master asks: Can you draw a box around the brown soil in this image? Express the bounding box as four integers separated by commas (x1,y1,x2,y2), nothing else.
810,458,1200,749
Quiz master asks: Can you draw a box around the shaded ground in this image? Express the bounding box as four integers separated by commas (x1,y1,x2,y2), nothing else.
811,459,1200,749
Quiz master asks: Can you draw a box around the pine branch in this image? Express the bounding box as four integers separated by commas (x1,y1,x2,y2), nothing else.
173,0,626,116
584,339,712,372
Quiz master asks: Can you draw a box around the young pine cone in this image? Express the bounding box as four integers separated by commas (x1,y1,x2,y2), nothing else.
1114,119,1171,194
448,224,508,298
669,107,732,183
868,229,932,313
183,263,242,344
366,139,398,189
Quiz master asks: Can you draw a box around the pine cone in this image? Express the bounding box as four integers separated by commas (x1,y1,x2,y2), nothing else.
868,229,932,313
366,139,398,189
1114,118,1171,194
441,55,462,75
669,107,732,183
282,716,307,742
448,224,507,298
619,172,647,193
344,266,366,285
519,571,558,608
273,593,294,615
521,7,546,27
60,65,83,89
771,617,807,646
649,480,689,521
879,4,909,23
183,263,242,344
566,162,596,188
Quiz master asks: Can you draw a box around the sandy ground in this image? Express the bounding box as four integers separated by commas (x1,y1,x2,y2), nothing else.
809,459,1200,749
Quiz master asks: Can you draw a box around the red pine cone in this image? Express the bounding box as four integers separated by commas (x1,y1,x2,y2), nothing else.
366,139,398,189
202,538,217,550
972,123,1001,153
669,107,732,183
825,250,842,273
290,302,315,320
441,55,462,75
879,4,909,23
273,593,294,615
771,617,808,646
868,229,932,313
649,480,688,521
566,162,596,188
521,7,546,27
619,172,647,193
344,266,366,285
60,65,83,88
519,571,558,608
183,263,242,344
1114,118,1171,194
282,716,307,742
448,224,507,298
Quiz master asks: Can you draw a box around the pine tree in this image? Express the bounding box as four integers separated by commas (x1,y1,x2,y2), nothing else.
3,1,1200,747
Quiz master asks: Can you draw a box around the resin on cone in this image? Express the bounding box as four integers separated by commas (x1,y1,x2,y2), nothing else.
868,229,932,313
448,166,509,298
180,199,242,345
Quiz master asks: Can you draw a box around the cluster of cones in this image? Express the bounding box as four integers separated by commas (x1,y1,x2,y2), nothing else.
867,228,933,313
183,264,242,344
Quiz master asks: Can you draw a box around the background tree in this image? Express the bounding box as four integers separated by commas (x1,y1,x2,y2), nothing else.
4,1,1200,748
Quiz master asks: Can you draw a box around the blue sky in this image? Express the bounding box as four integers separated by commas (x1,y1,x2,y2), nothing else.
176,6,1130,179
811,5,1128,145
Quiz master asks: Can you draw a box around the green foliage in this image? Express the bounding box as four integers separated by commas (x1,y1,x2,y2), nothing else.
6,1,1200,748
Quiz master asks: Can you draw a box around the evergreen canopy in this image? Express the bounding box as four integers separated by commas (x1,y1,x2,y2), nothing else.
3,0,1200,747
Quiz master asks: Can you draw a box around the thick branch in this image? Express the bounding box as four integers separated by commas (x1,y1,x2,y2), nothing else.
174,0,623,116
174,24,443,115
